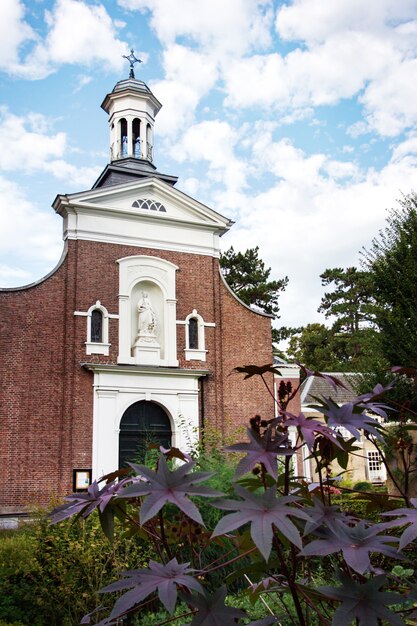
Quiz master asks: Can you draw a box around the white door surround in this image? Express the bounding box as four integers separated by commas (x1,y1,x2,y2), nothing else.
85,364,208,479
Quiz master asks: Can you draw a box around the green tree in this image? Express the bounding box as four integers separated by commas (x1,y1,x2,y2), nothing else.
286,323,349,371
220,246,288,318
318,267,376,334
363,192,417,367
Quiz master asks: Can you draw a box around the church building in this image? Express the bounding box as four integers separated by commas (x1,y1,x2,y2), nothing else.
0,61,273,516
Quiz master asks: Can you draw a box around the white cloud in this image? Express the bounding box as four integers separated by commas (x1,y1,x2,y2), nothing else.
223,31,395,110
0,108,66,171
172,120,248,196
0,0,35,71
360,58,417,136
0,108,101,187
118,0,273,56
275,0,417,44
7,0,128,79
150,45,218,137
220,132,417,328
0,176,62,287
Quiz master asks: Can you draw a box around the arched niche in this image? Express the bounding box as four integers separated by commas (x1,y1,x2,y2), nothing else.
130,280,165,357
117,255,179,366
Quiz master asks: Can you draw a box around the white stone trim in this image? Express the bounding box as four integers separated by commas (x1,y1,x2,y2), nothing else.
74,300,113,356
117,255,178,366
184,309,208,361
86,365,203,479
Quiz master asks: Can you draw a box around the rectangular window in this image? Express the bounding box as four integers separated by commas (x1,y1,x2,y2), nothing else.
367,450,386,482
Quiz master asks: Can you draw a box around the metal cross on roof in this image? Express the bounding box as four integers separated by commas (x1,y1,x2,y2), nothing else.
123,49,142,79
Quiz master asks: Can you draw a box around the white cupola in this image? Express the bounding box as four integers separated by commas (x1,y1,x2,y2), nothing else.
101,50,162,164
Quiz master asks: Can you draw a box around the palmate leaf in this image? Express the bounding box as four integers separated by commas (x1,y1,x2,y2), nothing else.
318,397,384,441
382,497,417,549
233,364,281,379
49,478,128,525
319,572,406,626
303,497,357,536
300,520,401,574
183,586,277,625
227,428,294,480
295,363,347,391
352,382,394,419
120,456,222,525
283,411,343,450
212,485,309,560
100,558,203,619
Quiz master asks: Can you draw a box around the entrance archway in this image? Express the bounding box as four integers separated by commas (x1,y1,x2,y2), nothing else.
118,401,172,468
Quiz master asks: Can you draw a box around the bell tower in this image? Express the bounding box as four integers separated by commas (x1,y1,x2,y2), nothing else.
101,50,162,165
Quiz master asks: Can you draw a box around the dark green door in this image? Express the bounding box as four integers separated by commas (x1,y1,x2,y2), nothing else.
118,401,172,468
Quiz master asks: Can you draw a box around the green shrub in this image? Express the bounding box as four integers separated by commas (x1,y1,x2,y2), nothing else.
0,511,151,626
353,481,373,492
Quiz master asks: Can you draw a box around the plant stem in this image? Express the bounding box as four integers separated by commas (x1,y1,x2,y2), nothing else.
272,535,307,626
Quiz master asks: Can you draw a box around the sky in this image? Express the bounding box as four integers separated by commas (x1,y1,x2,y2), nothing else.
1,0,417,332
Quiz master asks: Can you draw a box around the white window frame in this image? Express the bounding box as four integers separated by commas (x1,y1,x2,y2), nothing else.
184,309,207,361
85,300,111,355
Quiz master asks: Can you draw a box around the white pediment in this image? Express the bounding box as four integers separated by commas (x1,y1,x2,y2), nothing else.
53,177,233,257
55,177,231,231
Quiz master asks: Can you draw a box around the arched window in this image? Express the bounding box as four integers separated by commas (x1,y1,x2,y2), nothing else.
91,309,103,343
85,301,111,355
184,309,207,361
188,317,198,349
120,118,128,157
119,401,172,467
132,118,141,157
146,123,153,162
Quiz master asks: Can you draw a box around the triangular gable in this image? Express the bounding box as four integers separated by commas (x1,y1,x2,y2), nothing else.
54,177,233,233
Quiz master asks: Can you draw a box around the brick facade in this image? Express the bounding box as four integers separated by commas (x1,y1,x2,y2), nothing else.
0,238,273,513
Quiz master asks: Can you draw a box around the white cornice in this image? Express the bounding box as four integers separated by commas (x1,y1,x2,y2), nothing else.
64,230,222,257
83,363,209,377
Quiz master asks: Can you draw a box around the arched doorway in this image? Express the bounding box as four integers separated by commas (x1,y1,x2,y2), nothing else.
118,401,172,467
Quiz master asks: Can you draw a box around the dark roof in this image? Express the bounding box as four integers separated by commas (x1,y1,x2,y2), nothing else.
92,159,178,189
300,373,358,405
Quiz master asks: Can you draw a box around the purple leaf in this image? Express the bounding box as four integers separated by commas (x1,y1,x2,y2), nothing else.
319,398,384,441
212,485,309,560
352,382,395,419
120,456,222,525
303,497,357,536
301,521,401,574
295,363,347,391
100,558,203,618
283,412,343,450
382,497,417,549
319,572,406,626
49,478,126,524
185,586,246,625
233,364,280,379
227,428,294,480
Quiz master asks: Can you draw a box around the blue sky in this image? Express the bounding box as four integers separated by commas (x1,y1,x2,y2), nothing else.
1,0,417,330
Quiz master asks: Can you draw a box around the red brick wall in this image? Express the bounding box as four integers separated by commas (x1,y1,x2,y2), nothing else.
0,239,273,511
218,282,274,442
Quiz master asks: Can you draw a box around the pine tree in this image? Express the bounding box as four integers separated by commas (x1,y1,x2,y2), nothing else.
220,246,288,318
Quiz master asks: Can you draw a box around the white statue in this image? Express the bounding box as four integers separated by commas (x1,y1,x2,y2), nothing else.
137,291,157,337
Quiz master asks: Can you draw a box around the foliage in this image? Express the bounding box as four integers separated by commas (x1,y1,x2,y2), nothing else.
363,193,417,368
286,266,380,371
286,323,350,371
220,246,288,318
318,267,376,334
355,194,417,450
0,511,151,626
49,365,417,626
